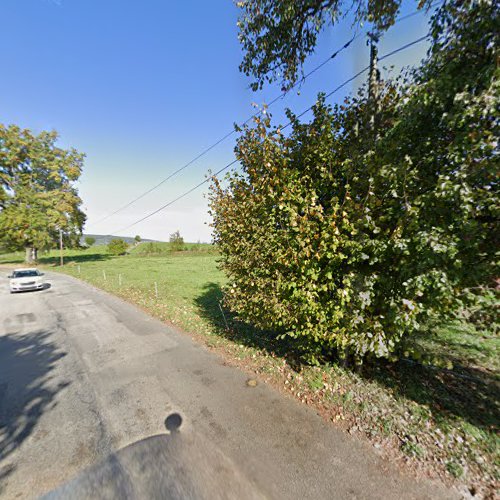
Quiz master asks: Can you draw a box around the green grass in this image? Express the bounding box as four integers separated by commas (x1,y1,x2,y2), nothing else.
1,245,498,494
129,241,218,256
414,322,500,373
0,245,111,265
0,241,218,266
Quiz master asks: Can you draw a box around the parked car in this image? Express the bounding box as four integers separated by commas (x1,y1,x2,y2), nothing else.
8,268,46,293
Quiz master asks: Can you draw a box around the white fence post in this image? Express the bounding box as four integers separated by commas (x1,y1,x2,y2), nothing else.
154,281,158,298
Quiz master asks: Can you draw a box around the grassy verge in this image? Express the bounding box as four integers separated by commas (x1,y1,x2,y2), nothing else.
2,245,498,496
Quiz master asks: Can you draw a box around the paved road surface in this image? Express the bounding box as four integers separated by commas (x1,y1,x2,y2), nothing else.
0,271,456,499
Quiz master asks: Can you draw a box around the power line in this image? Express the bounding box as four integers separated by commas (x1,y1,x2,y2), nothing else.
114,160,239,234
87,4,439,229
293,0,440,88
86,38,355,230
112,33,430,235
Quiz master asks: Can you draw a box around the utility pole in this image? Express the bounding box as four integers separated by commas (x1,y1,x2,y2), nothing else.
368,31,380,134
59,228,64,266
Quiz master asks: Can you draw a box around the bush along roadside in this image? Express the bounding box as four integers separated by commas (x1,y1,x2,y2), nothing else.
50,258,499,498
208,0,499,365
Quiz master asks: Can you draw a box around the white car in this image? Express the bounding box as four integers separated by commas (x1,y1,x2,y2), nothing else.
9,268,46,293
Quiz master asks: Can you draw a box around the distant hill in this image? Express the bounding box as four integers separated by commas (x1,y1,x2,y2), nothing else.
81,234,160,246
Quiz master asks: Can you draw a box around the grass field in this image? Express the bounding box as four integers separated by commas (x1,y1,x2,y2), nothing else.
1,243,498,494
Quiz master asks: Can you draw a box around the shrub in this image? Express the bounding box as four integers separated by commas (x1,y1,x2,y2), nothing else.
107,238,128,256
85,236,96,247
169,230,185,252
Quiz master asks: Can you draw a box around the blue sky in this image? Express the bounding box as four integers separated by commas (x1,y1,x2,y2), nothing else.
1,0,436,242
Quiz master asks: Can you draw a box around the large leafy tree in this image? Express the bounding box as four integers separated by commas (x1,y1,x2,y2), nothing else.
236,0,432,90
0,125,86,262
210,0,499,361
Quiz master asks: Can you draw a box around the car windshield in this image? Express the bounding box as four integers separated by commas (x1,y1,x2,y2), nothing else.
13,270,39,278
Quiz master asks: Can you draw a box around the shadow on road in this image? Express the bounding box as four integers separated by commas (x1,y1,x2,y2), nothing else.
0,330,69,489
195,282,500,433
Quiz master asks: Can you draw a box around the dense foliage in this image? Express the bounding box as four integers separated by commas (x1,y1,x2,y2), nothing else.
236,0,432,90
210,0,499,361
107,238,128,256
0,125,86,262
85,236,96,247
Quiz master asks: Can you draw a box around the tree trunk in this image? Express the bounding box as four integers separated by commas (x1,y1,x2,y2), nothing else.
25,246,38,264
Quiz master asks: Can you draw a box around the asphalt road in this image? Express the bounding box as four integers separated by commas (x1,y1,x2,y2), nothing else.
0,271,457,499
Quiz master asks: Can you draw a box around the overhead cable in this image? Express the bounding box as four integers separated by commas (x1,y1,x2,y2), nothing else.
112,33,431,234
87,3,439,229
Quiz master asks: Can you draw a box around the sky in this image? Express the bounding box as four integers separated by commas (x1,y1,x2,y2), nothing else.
0,0,438,242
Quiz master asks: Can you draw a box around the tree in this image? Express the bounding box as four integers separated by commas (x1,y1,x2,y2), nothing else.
0,125,86,263
169,230,185,252
210,0,499,362
236,0,432,90
134,235,142,243
85,236,96,247
107,238,128,256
